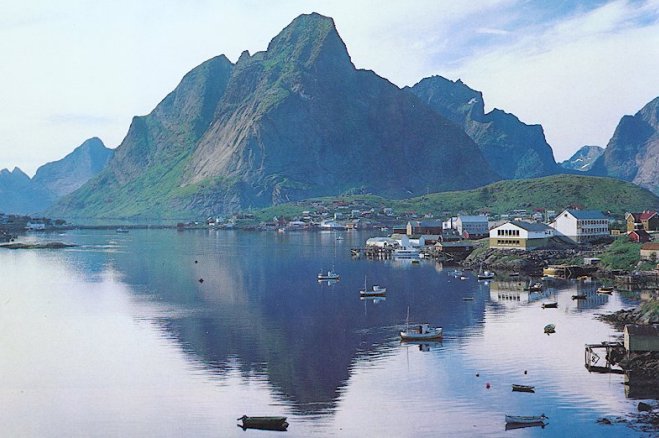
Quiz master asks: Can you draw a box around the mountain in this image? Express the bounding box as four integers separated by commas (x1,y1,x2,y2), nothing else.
0,167,54,215
560,145,604,172
408,76,560,179
591,96,659,194
33,137,113,197
0,138,112,215
49,13,498,219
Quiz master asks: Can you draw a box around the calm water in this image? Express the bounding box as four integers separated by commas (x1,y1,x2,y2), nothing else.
0,229,648,437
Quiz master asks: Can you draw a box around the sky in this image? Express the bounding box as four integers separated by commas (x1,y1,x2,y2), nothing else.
1,0,658,176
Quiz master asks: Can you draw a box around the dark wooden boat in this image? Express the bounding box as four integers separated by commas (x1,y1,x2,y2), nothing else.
571,294,587,300
512,384,535,393
542,302,558,309
505,420,546,430
237,415,288,431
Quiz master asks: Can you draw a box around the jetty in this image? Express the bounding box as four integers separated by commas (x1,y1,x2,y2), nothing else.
584,342,625,374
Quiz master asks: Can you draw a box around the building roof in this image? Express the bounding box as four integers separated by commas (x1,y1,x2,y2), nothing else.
641,242,659,250
640,211,658,221
508,220,552,232
624,324,659,336
564,209,609,220
457,215,488,222
418,219,443,227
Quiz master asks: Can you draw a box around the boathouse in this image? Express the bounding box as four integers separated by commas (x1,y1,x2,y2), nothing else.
624,324,659,352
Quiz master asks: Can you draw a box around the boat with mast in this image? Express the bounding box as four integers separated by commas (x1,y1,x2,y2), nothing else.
399,307,443,341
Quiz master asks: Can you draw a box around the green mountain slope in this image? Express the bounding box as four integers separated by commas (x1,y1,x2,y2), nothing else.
254,175,659,221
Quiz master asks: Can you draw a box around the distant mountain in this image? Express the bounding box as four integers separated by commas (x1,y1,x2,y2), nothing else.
0,167,54,215
591,96,659,194
50,13,498,219
560,146,604,172
33,137,113,197
0,137,112,215
408,76,560,179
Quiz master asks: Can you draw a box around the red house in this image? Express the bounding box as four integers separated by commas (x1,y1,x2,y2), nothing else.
628,229,652,243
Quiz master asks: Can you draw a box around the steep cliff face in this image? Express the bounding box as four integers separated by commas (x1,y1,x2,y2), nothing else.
32,137,113,197
409,76,560,180
591,97,659,194
560,145,604,172
51,13,498,218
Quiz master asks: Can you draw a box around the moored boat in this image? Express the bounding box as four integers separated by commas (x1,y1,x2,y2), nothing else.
544,324,556,334
317,270,340,281
360,285,387,297
597,286,614,294
512,384,535,393
571,294,587,300
400,323,443,341
541,302,558,309
237,415,288,431
505,414,547,424
477,264,495,280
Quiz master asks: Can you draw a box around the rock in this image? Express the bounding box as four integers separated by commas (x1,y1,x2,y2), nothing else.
638,402,653,412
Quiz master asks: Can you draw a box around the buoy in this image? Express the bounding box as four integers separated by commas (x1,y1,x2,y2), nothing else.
476,373,480,377
194,260,198,264
486,383,491,389
524,370,527,374
199,278,204,283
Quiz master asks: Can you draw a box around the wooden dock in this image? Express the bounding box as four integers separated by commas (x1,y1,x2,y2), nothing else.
584,342,625,374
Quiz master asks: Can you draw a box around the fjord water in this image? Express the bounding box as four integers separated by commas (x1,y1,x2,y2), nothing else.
0,229,643,437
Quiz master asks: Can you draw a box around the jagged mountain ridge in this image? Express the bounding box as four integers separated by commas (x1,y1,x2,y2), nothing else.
0,167,54,214
0,138,113,215
50,13,498,218
591,96,659,194
408,76,560,179
33,137,113,197
560,145,604,172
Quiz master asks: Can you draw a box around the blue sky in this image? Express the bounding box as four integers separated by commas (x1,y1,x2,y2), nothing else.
1,0,658,175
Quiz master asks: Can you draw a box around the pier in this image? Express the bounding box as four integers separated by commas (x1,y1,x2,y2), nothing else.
584,342,625,374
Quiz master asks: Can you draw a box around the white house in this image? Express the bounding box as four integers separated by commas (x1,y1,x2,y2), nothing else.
489,221,554,250
455,215,489,238
549,209,610,243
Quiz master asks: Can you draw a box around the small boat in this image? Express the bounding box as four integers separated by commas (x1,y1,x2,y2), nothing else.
571,294,587,300
411,259,420,265
317,270,340,281
505,414,547,425
597,286,614,294
360,276,386,297
452,269,463,277
512,384,535,393
462,296,475,301
477,264,495,280
505,421,546,430
237,415,288,431
400,323,443,341
528,282,543,292
360,284,387,297
541,301,558,309
544,324,556,334
116,227,129,233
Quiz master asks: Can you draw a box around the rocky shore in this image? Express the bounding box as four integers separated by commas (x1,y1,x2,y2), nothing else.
597,299,659,432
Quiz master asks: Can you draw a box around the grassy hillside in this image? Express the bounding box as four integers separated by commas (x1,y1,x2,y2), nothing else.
252,175,659,221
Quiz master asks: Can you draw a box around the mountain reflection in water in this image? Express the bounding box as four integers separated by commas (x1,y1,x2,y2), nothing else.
0,229,644,437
